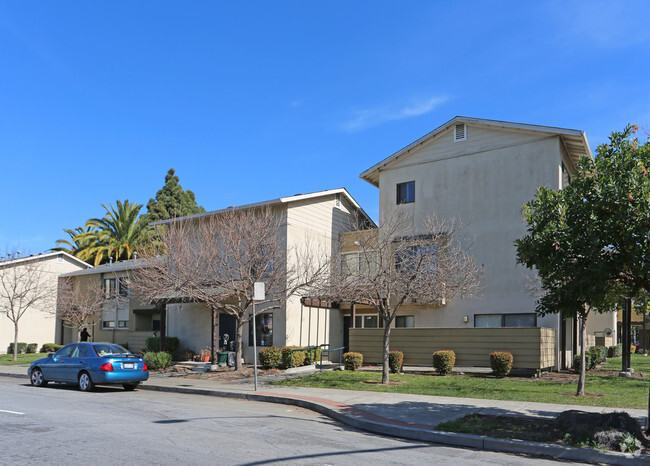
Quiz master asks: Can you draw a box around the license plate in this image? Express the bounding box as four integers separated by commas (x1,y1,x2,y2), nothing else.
123,363,134,369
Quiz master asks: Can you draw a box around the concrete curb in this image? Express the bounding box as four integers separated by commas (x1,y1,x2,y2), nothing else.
0,371,27,379
140,383,647,465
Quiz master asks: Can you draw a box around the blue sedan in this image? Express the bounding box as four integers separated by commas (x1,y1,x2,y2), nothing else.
29,342,149,392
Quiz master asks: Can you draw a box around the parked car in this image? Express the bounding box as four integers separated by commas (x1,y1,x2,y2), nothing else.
29,342,149,392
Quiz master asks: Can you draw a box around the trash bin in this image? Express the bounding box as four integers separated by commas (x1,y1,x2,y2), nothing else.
217,352,229,365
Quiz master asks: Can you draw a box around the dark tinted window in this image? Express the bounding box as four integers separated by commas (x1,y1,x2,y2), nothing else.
397,181,415,204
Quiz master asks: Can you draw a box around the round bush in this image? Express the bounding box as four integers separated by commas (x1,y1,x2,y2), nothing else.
343,352,363,371
41,343,62,353
432,350,455,375
389,351,404,373
489,351,513,377
258,346,282,369
281,346,306,368
144,351,173,370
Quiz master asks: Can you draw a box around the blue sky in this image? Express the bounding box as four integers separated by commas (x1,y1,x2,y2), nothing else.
1,1,649,254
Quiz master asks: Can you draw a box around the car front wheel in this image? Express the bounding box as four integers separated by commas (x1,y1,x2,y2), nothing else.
30,368,48,387
122,383,139,391
78,372,94,392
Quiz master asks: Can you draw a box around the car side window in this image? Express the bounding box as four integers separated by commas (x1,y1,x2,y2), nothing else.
71,345,89,358
54,345,75,358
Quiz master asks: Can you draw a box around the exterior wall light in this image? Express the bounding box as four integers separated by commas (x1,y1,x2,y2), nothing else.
463,315,469,324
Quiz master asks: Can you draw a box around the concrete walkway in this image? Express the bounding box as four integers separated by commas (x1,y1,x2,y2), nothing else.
2,364,647,464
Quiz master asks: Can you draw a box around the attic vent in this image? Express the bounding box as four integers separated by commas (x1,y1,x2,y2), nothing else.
454,123,467,142
334,193,341,208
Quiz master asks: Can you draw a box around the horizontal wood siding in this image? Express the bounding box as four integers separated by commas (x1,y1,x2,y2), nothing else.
127,332,152,353
349,327,556,370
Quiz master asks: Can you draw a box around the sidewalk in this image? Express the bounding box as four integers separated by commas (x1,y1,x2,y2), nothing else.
2,364,647,464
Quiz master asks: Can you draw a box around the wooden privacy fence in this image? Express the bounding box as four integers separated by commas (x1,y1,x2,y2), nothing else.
349,327,556,370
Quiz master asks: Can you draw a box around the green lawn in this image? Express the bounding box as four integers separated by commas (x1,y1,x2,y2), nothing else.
273,354,650,409
0,353,47,366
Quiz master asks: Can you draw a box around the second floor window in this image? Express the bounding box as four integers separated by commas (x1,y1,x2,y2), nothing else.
396,181,415,204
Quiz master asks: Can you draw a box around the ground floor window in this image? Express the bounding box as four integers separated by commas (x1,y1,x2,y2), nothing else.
102,320,115,329
395,315,415,328
354,314,382,328
474,313,536,328
117,320,129,329
249,312,273,347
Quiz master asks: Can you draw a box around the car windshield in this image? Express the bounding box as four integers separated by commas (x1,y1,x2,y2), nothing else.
91,344,131,357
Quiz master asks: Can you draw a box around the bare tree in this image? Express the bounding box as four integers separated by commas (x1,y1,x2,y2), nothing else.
318,213,482,384
0,250,56,360
56,277,107,342
133,206,328,370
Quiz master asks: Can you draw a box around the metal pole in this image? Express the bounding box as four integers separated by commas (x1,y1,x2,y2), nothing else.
623,297,631,372
252,302,258,391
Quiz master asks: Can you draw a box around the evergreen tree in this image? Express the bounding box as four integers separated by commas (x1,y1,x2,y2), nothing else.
142,169,205,224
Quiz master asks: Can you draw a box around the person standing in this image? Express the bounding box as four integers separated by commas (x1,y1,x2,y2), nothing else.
80,327,91,342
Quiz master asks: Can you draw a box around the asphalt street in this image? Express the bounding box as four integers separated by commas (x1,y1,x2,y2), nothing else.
0,377,568,465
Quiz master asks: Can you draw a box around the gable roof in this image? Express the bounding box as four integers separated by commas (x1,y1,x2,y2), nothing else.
0,251,91,270
151,188,375,227
360,116,593,187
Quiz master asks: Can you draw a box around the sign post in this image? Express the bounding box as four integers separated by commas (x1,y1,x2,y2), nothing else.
252,282,265,391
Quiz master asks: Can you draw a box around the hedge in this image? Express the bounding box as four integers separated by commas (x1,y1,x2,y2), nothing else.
432,350,455,375
145,336,180,359
490,351,513,377
389,351,404,373
343,352,363,371
591,345,607,363
8,342,27,354
259,346,282,369
607,344,622,358
143,351,173,370
281,346,306,368
41,343,62,353
304,347,322,365
26,343,38,354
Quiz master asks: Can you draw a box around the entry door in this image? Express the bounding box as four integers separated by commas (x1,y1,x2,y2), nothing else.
219,313,237,351
343,316,351,353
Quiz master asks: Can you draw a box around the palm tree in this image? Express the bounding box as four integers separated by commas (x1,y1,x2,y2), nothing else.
51,226,96,257
76,200,153,266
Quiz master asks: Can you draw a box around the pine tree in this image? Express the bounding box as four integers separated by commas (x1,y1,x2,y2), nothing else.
142,169,205,224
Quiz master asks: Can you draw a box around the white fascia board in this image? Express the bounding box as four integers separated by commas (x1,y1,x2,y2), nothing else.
0,251,91,269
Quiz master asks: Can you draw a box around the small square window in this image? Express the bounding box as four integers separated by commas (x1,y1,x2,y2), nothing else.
396,181,415,204
118,320,129,328
102,320,115,329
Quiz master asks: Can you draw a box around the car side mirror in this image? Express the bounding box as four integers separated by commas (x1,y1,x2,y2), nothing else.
47,353,53,359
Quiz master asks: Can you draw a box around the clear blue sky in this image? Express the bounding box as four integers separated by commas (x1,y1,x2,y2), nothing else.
1,1,648,254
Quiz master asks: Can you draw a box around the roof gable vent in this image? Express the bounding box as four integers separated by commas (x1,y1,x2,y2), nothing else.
454,123,467,142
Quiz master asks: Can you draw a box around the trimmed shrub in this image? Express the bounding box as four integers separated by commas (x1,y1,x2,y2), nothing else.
432,350,455,375
572,352,597,372
41,343,62,353
145,336,180,359
490,351,513,378
343,352,363,371
26,343,38,354
607,344,622,358
281,346,306,368
8,342,28,354
592,346,607,363
143,351,173,370
259,346,282,369
304,347,322,365
389,351,404,373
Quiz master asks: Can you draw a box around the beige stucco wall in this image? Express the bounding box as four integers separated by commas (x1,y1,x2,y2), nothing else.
1,254,89,353
373,124,592,369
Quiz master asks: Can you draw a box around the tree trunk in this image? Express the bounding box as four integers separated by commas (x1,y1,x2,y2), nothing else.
211,307,218,363
76,328,81,343
576,313,588,396
381,323,391,384
13,323,18,361
235,317,244,371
